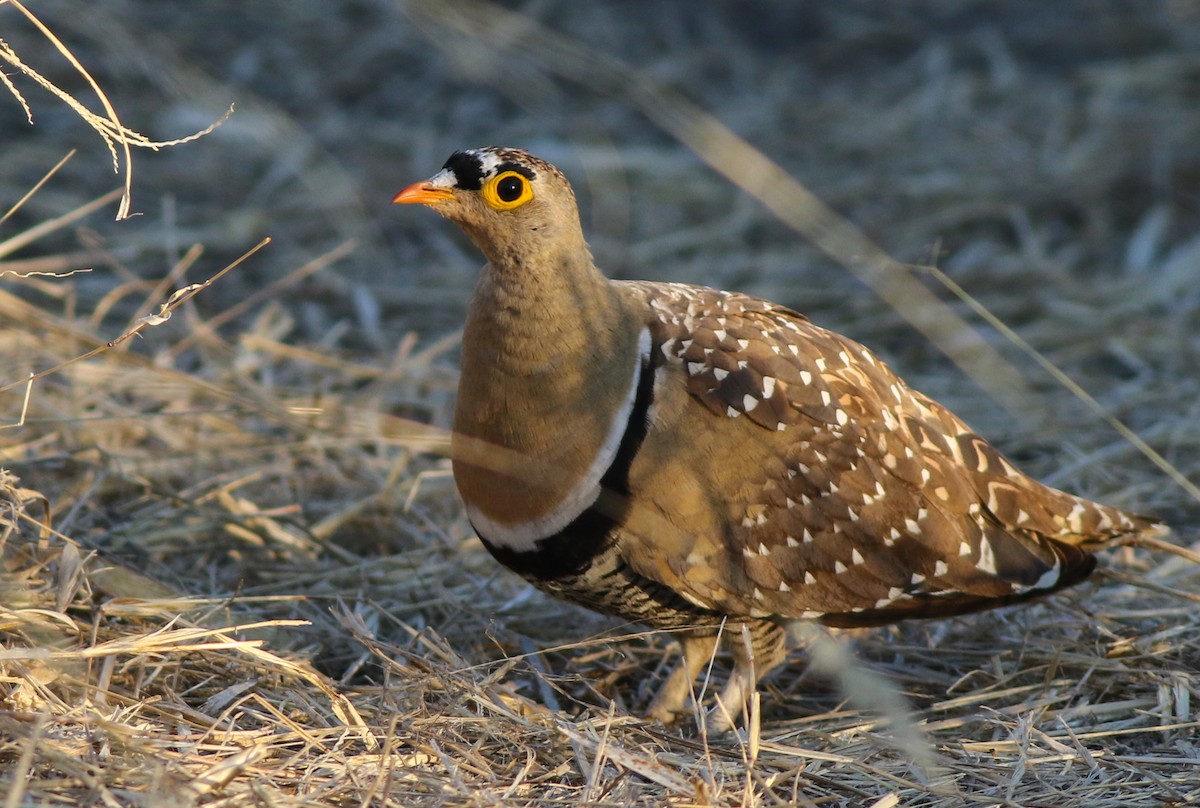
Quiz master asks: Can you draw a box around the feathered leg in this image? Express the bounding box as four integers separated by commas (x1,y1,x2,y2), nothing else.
645,631,720,724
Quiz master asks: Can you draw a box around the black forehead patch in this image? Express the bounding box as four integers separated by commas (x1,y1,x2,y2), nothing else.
441,151,485,190
441,148,542,190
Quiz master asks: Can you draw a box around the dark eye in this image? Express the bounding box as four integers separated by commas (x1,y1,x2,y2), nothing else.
484,170,534,210
497,175,524,202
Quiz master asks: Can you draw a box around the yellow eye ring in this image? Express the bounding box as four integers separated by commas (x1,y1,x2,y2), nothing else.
482,171,534,210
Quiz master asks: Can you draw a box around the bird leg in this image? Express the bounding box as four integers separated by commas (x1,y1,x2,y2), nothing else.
645,630,720,724
647,621,790,732
708,621,788,734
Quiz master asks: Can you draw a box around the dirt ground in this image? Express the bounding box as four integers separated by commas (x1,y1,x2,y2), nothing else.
2,1,1199,805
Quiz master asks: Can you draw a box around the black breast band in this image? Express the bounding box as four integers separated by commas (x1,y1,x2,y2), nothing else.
479,350,657,580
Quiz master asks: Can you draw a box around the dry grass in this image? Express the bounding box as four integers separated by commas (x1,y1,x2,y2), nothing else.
2,0,1200,805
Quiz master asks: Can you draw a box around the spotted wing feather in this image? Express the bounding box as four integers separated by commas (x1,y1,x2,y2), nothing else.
634,281,1161,625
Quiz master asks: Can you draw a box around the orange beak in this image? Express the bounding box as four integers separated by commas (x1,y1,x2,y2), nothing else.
392,181,455,206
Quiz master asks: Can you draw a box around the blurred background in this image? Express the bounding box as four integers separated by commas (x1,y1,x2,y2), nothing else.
2,2,1200,802
4,0,1198,348
4,0,1200,587
2,0,1199,617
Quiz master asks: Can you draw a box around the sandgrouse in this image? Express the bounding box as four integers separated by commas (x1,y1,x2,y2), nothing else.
394,147,1165,729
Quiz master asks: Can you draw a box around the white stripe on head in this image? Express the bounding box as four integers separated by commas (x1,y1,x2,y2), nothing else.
427,168,459,189
472,149,503,178
467,327,652,552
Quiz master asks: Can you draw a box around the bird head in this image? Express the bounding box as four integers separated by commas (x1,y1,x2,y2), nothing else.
393,147,586,268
